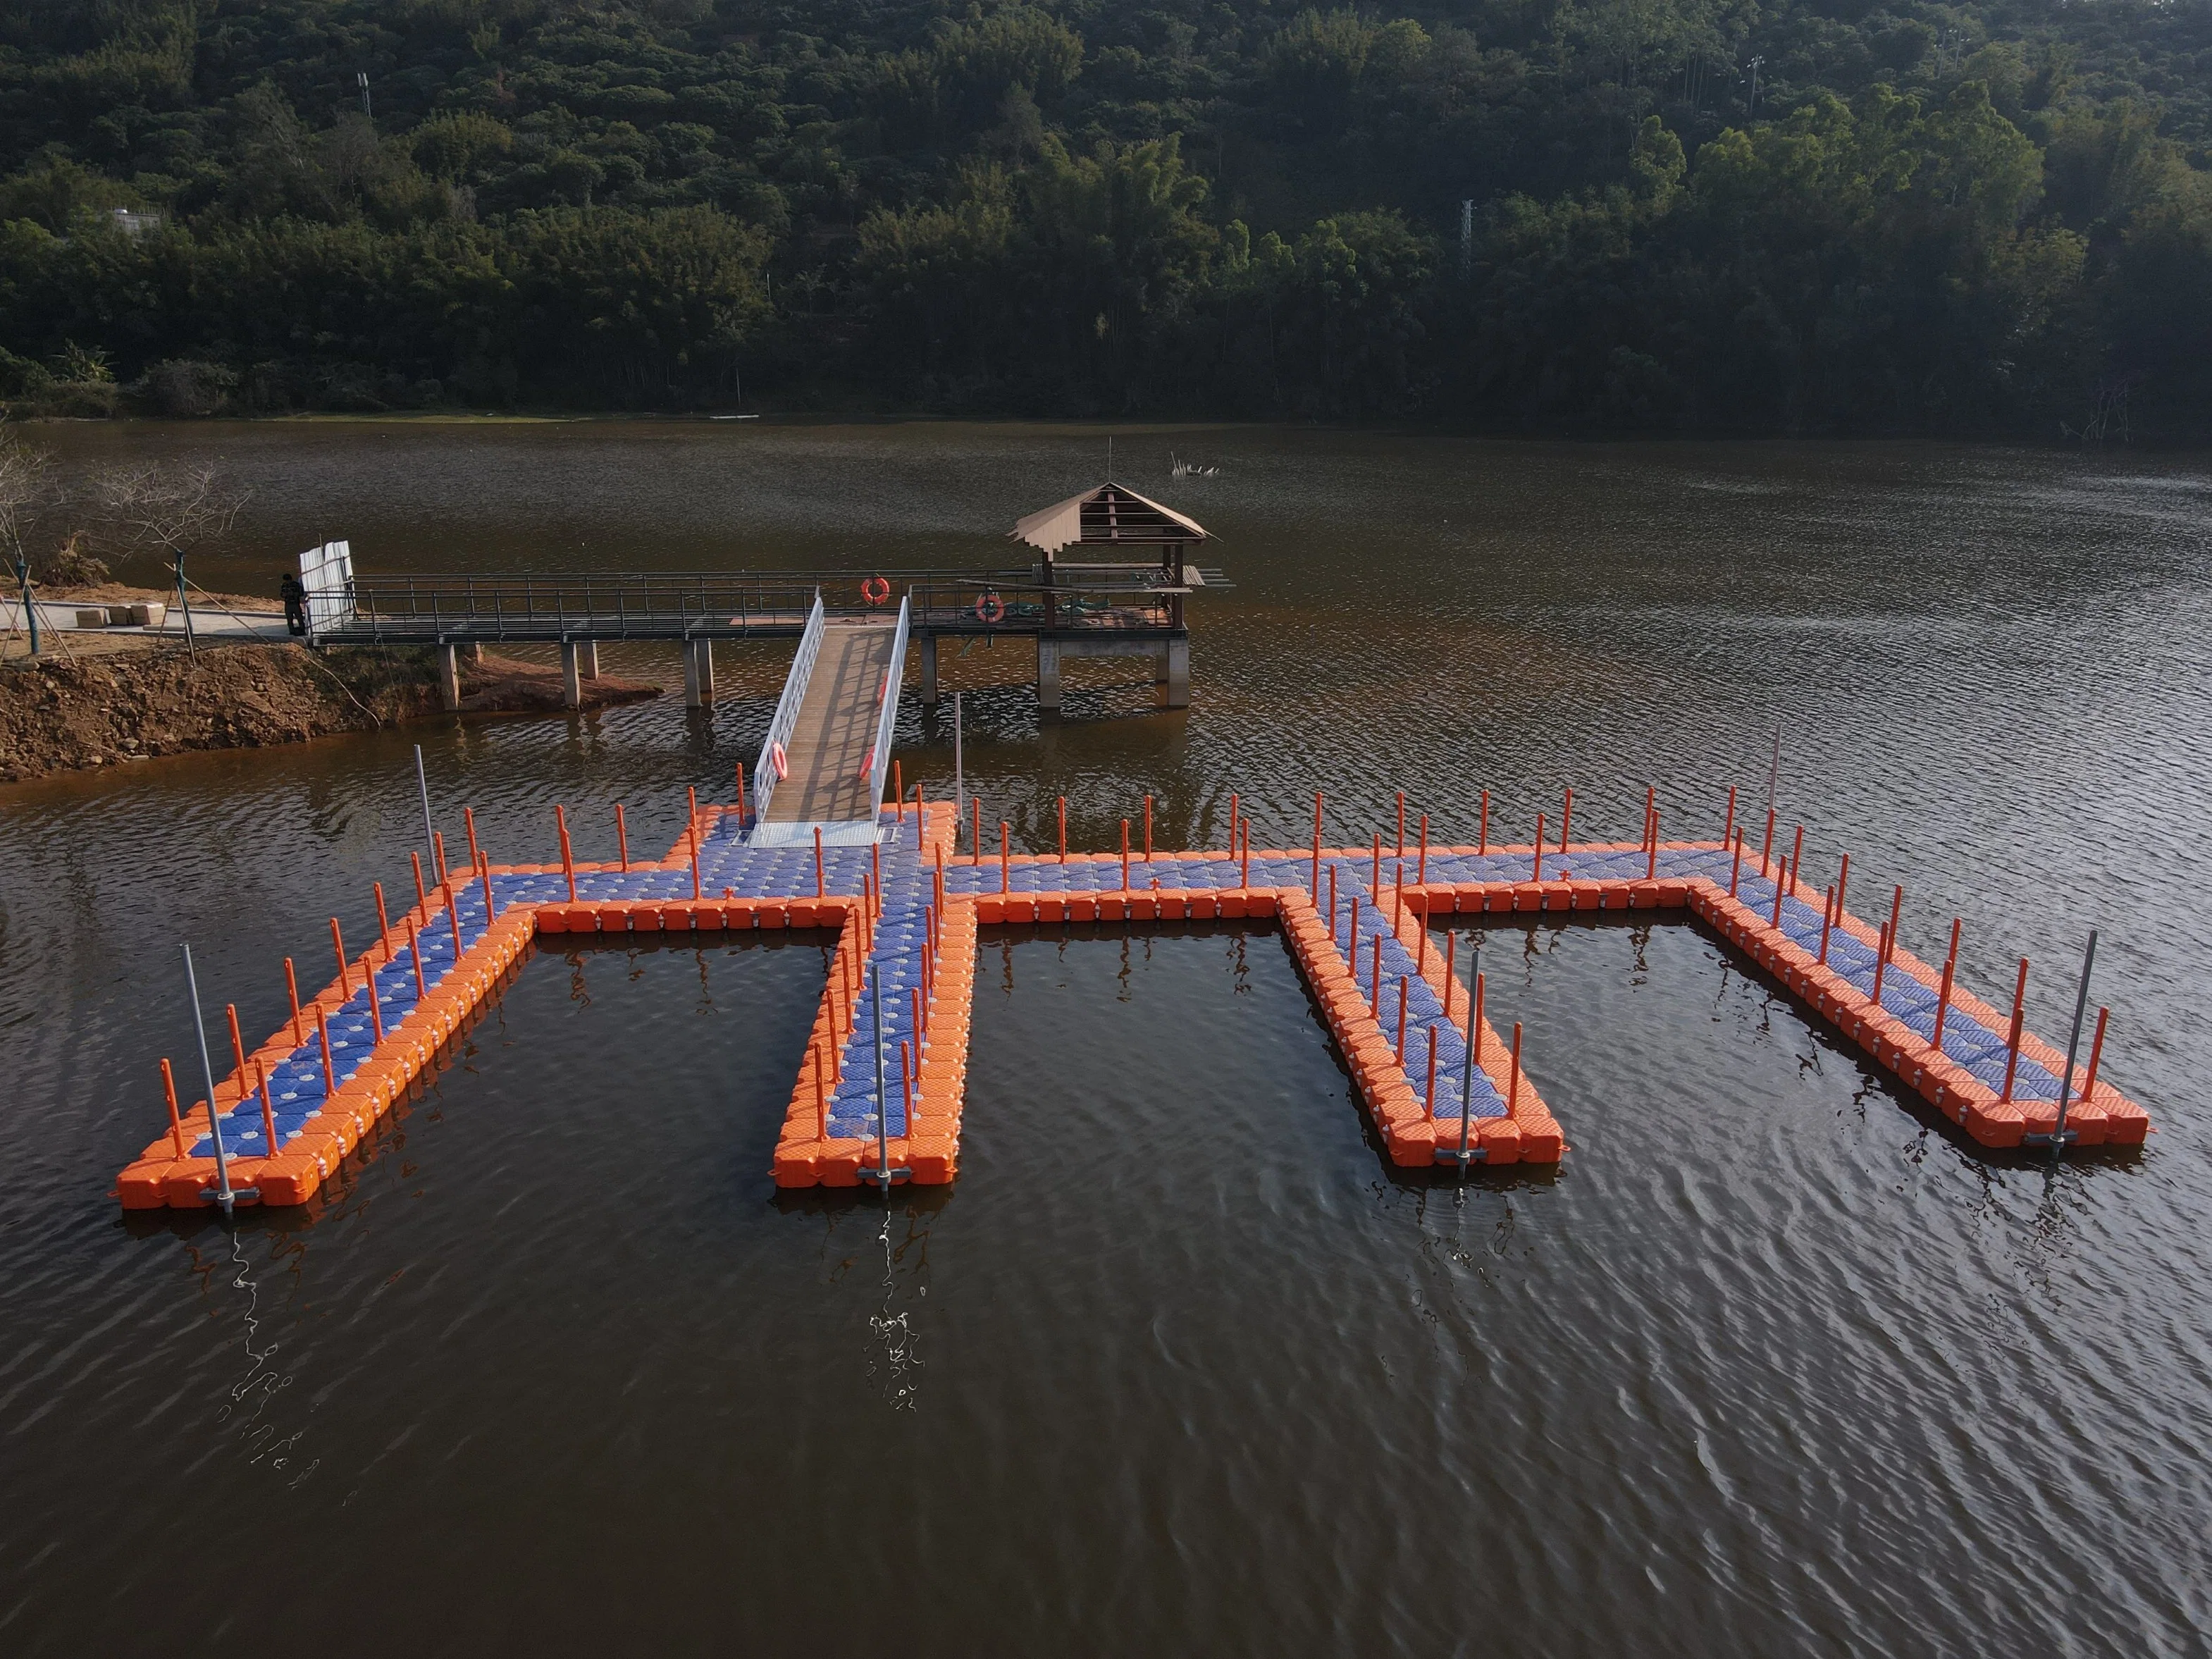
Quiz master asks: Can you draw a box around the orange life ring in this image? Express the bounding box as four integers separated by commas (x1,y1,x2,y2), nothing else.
770,741,789,779
975,591,1005,624
861,576,891,605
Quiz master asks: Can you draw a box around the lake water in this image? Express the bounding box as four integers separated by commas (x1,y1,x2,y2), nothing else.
4,422,2209,1655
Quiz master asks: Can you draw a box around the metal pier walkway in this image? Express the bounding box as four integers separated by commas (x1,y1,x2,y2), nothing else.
750,595,911,847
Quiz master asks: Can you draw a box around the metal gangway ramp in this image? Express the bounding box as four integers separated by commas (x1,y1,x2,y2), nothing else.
750,593,910,846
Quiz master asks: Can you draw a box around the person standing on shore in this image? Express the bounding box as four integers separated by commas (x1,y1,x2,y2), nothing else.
280,570,307,635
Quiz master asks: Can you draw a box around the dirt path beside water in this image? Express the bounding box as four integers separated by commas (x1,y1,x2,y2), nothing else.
0,641,658,782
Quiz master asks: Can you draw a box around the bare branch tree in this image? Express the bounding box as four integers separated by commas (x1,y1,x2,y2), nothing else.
0,419,60,655
0,417,57,574
94,460,252,658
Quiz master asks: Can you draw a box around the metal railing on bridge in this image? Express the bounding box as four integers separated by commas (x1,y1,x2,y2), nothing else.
307,565,1229,646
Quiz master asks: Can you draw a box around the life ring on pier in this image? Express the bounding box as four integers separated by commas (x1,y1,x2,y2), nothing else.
770,741,789,780
861,576,891,606
975,591,1005,624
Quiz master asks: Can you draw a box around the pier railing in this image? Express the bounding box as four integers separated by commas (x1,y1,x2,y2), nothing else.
751,591,824,825
311,567,1215,643
905,582,1178,634
863,596,911,833
328,572,828,642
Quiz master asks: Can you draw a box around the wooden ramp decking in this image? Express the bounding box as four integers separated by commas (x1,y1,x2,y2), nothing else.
762,619,899,827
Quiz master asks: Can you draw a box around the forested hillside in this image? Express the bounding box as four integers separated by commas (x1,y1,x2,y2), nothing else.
3,0,2208,434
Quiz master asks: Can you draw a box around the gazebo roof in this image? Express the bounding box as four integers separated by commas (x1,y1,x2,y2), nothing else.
1009,483,1209,555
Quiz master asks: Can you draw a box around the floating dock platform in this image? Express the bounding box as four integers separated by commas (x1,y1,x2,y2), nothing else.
116,787,2149,1208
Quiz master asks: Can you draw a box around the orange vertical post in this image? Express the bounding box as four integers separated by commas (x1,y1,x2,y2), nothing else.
1933,919,1961,1047
870,841,882,913
1533,814,1545,882
1760,808,1776,878
1729,831,1743,897
1818,885,1836,963
1442,929,1457,1018
225,1004,249,1090
815,825,826,899
365,968,383,1042
1311,791,1323,896
315,1004,336,1095
555,806,576,902
410,850,430,912
1559,787,1572,852
615,803,629,871
284,958,303,1045
894,763,903,822
408,920,427,998
374,882,391,957
1771,859,1788,928
1371,831,1381,890
2079,1006,2109,1102
1478,789,1489,856
1646,805,1660,882
736,763,748,825
1120,820,1130,891
1834,853,1850,923
161,1058,187,1157
433,830,450,889
1058,796,1067,863
2000,958,2029,1101
257,1058,278,1157
689,830,703,901
1395,977,1409,1064
330,918,351,996
1723,785,1736,851
464,805,481,870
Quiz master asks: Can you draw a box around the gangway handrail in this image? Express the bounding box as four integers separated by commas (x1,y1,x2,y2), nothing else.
863,596,910,834
751,589,824,825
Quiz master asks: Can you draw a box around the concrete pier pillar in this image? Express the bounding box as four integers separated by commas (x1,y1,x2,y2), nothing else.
437,643,462,712
561,641,583,709
1161,636,1190,709
684,639,715,707
920,634,939,707
576,640,600,679
1037,636,1061,715
464,641,483,664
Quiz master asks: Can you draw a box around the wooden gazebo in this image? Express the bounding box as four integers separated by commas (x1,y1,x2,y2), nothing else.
1009,482,1210,590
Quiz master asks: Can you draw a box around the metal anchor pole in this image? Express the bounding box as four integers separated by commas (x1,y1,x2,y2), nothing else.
182,944,236,1216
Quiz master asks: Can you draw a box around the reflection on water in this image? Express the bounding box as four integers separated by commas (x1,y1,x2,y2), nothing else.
4,427,2210,1656
867,1209,928,1413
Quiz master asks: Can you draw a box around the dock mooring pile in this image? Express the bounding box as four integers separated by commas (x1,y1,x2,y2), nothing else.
116,779,2148,1209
